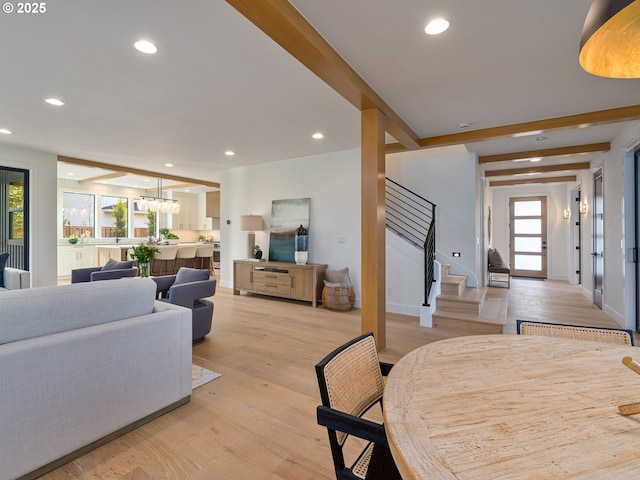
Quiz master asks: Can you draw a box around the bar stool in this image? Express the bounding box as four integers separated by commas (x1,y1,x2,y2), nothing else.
153,246,178,276
195,244,214,275
175,245,197,271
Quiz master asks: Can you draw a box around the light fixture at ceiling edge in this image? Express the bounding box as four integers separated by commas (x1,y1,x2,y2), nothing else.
138,179,180,214
579,0,640,78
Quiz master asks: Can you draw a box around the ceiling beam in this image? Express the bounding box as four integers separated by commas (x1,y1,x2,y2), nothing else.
78,172,127,184
144,183,197,193
387,104,640,153
484,161,591,177
478,142,611,164
226,0,420,150
490,175,577,187
58,156,220,188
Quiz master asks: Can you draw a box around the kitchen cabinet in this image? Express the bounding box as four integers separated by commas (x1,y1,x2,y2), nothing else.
172,193,198,230
57,245,98,277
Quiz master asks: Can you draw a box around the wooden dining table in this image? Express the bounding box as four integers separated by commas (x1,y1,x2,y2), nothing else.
383,334,640,479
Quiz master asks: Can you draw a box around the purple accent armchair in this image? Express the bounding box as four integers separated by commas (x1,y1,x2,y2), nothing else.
71,266,138,283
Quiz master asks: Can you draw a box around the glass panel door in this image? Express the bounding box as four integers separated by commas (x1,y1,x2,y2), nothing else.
510,196,547,278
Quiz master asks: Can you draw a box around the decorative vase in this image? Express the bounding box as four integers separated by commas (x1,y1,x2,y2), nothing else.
295,225,308,265
139,262,150,277
254,249,263,260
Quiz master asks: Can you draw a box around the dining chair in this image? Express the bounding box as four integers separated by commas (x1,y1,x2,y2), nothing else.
153,246,178,276
195,244,214,275
517,319,635,346
175,245,197,270
315,333,402,480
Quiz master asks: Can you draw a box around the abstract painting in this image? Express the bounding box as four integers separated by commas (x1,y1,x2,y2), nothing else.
269,198,310,262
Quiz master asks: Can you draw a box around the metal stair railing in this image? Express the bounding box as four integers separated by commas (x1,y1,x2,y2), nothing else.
385,177,437,306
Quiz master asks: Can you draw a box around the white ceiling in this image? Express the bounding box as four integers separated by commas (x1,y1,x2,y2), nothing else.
2,0,640,189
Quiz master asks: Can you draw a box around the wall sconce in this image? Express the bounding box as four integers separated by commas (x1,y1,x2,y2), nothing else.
240,214,264,259
563,208,571,220
579,0,640,78
580,202,588,215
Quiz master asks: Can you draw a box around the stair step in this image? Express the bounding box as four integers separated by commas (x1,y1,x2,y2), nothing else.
436,287,486,315
441,274,467,296
433,297,508,335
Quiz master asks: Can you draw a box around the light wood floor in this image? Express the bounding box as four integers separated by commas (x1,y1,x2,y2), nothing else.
41,278,623,480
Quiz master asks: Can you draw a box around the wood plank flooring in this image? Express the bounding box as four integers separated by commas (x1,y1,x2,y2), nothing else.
40,278,622,480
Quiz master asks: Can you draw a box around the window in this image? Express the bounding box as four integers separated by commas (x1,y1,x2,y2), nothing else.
9,180,24,239
62,192,95,238
1,166,29,269
101,196,128,238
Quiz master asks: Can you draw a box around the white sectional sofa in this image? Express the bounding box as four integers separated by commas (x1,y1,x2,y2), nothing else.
0,278,192,480
1,267,30,291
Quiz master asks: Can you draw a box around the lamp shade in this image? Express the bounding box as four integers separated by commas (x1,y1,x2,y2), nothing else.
579,0,640,78
240,215,263,232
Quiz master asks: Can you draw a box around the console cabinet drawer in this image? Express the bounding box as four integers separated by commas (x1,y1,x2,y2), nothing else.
253,271,290,286
253,282,291,296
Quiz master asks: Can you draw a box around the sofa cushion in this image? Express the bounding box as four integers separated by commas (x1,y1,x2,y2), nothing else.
0,252,8,288
102,258,134,271
0,278,157,345
174,267,209,285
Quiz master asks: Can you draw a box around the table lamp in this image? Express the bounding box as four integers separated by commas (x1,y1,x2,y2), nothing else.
240,215,264,259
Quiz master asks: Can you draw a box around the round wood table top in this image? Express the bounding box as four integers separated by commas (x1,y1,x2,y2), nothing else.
383,334,640,480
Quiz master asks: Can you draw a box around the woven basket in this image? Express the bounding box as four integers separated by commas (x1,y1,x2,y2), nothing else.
322,282,355,311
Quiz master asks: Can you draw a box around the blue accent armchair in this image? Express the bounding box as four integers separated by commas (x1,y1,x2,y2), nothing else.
152,267,216,343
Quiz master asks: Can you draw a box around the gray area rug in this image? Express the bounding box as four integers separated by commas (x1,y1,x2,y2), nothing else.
192,364,221,389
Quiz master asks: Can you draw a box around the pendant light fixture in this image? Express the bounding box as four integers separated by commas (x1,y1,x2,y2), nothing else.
579,0,640,78
138,179,180,214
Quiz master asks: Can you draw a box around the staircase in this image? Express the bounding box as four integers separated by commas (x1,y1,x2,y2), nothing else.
432,264,508,334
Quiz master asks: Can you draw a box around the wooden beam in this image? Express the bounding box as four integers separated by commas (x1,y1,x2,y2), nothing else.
386,104,640,152
226,0,420,150
58,156,220,188
144,183,197,193
489,175,577,187
78,172,127,184
478,142,611,164
361,108,387,350
484,162,591,177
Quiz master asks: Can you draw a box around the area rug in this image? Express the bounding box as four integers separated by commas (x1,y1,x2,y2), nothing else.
192,364,221,389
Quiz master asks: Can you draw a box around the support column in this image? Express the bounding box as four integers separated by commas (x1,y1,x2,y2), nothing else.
361,108,386,350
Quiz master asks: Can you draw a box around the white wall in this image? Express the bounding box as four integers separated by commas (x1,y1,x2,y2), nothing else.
490,182,574,282
219,149,363,303
386,145,480,285
0,144,57,287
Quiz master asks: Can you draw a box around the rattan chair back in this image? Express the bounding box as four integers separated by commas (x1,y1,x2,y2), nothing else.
315,333,392,479
517,320,634,346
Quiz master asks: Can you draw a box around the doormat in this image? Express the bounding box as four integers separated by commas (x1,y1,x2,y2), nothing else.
192,364,221,389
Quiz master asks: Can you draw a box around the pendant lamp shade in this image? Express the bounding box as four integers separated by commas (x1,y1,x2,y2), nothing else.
579,0,640,78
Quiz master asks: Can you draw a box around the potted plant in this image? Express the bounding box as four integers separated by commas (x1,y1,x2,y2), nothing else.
253,245,263,260
68,235,79,245
130,243,160,277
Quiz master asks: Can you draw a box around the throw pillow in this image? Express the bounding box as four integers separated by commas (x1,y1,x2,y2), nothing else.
101,258,134,271
174,267,209,285
325,267,350,285
488,249,505,267
0,252,8,288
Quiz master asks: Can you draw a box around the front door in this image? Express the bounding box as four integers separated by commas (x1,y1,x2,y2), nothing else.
593,170,604,309
509,196,547,278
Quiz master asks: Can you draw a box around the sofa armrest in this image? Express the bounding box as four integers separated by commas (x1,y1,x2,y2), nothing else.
168,279,216,309
71,267,103,284
3,267,30,290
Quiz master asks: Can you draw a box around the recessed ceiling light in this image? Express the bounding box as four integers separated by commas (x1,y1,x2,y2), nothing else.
514,172,542,177
0,128,12,134
225,150,235,156
425,18,449,35
184,189,190,192
143,179,150,182
529,157,542,162
512,157,543,163
458,122,470,129
536,136,548,141
312,132,324,139
67,172,75,176
45,98,64,106
134,40,158,54
512,130,544,138
165,163,173,167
